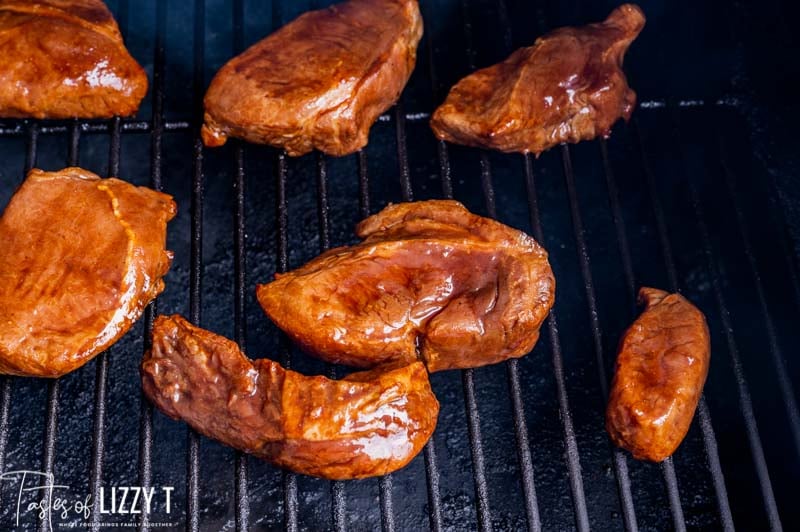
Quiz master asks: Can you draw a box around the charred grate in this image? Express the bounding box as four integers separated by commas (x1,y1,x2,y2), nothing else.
0,1,795,531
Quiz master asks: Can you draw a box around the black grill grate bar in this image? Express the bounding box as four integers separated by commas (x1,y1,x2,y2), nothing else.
717,137,800,457
88,115,120,532
599,139,735,532
357,151,370,218
314,154,348,532
523,154,591,532
395,103,413,202
559,145,641,532
39,79,88,532
230,1,250,529
461,370,492,531
186,0,206,528
39,385,59,532
417,16,446,531
453,4,508,529
35,119,60,532
0,378,11,477
138,1,167,527
662,113,784,530
632,116,780,528
186,134,203,532
274,152,299,532
232,144,250,532
478,154,543,532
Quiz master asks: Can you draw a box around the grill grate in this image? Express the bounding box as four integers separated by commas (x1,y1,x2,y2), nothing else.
0,0,796,530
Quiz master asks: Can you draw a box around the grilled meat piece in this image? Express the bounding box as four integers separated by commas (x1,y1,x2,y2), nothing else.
606,287,711,462
0,168,175,377
430,4,645,155
201,0,423,156
142,315,439,480
257,200,555,372
0,0,148,118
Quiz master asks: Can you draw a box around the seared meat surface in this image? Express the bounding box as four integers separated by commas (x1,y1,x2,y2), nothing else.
142,315,439,480
0,168,175,377
201,0,423,156
0,0,148,118
430,4,645,155
257,200,555,372
606,287,710,462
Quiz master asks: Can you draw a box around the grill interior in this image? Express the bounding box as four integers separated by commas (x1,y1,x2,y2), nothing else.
0,0,798,530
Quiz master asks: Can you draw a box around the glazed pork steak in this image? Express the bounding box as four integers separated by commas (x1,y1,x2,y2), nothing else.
201,0,423,156
0,167,176,377
142,315,439,480
257,200,555,372
0,0,148,118
431,4,645,155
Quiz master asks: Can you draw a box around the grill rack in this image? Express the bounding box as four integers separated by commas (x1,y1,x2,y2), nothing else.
0,0,795,530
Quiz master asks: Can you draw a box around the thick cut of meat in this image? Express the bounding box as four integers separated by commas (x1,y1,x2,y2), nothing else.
606,287,711,462
430,4,645,155
142,315,439,480
257,200,555,372
0,168,176,377
0,0,148,118
201,0,423,156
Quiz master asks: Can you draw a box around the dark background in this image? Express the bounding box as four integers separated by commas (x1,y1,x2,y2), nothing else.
0,0,797,530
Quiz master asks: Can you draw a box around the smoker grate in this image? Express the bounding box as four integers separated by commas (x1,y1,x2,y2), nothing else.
0,0,797,531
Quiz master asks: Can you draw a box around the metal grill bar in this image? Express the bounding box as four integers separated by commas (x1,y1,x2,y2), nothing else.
273,151,299,532
232,142,250,532
523,154,590,532
314,154,348,532
599,139,735,532
87,116,121,532
353,149,400,532
477,154,543,532
415,13,447,531
230,2,251,530
186,0,206,529
558,144,641,532
137,1,167,529
34,111,58,532
632,116,781,528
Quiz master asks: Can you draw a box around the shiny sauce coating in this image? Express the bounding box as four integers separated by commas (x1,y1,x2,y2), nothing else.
606,287,710,462
142,315,439,480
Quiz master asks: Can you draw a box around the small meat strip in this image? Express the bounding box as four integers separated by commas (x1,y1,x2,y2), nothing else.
430,4,645,155
0,0,148,118
201,0,423,156
142,315,439,480
257,200,555,372
606,287,711,462
0,167,175,377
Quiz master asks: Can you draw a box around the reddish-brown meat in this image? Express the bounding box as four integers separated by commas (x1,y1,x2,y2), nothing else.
257,200,555,372
0,0,148,118
606,287,711,462
142,315,439,480
0,168,175,377
201,0,423,156
430,4,645,155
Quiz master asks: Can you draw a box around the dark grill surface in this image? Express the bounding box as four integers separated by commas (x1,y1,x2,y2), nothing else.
0,0,798,531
